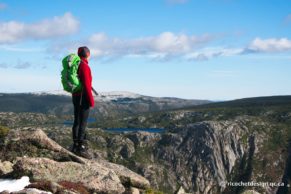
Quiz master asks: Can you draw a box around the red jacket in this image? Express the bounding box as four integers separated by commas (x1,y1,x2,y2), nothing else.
73,58,94,107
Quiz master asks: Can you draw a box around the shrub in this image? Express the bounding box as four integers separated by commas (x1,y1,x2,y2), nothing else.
145,188,164,194
0,125,9,138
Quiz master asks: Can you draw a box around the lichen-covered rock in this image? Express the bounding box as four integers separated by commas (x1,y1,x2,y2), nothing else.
1,127,86,164
107,136,135,159
126,132,161,148
175,186,186,194
129,187,140,194
97,159,150,189
0,161,13,176
10,188,53,194
0,128,150,194
13,157,124,193
26,181,87,194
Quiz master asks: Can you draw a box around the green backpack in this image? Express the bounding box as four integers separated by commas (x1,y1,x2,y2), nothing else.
61,54,82,93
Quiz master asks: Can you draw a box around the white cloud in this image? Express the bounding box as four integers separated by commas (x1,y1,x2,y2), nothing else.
247,37,291,52
0,12,79,44
185,47,243,61
49,33,291,62
50,32,214,60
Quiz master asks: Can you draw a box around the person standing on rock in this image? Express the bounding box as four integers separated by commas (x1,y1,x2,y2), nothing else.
71,46,94,159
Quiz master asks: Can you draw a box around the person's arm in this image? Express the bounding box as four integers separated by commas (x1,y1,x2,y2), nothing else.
80,64,94,107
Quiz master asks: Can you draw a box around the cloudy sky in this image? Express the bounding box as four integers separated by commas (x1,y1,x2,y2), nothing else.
0,0,291,100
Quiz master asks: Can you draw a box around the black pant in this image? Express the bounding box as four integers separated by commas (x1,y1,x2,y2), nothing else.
72,93,90,144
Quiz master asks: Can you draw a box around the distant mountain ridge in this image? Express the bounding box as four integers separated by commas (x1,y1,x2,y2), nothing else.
30,90,142,100
30,90,202,102
0,91,211,119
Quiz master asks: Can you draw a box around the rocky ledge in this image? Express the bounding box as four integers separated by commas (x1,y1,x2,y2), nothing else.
0,128,150,194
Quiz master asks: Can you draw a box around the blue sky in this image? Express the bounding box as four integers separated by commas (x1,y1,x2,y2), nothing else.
0,0,291,100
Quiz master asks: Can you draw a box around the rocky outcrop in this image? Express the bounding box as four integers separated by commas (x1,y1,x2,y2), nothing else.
0,128,150,194
175,186,187,194
13,157,124,193
98,119,285,194
1,127,86,164
154,121,248,193
97,159,150,189
2,188,52,194
125,132,161,148
107,136,135,159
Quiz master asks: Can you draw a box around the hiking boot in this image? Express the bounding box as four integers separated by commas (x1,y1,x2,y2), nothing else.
70,142,78,154
76,144,92,159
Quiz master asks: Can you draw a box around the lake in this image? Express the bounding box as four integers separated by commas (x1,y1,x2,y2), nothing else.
63,117,96,125
104,128,165,133
63,119,165,133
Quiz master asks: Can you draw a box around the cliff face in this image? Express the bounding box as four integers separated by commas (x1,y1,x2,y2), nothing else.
82,117,289,194
154,120,249,193
0,128,150,194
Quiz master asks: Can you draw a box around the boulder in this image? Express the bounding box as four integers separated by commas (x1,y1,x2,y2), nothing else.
175,186,186,194
10,188,53,194
13,157,124,193
0,161,13,176
97,159,150,189
1,128,150,194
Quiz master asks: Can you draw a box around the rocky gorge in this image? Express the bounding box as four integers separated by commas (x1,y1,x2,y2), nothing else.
0,95,290,194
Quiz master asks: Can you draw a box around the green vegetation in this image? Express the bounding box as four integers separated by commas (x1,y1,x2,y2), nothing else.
145,188,164,194
131,146,153,164
0,125,9,138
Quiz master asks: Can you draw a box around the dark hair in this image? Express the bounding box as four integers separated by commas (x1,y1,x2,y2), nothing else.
77,46,90,58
